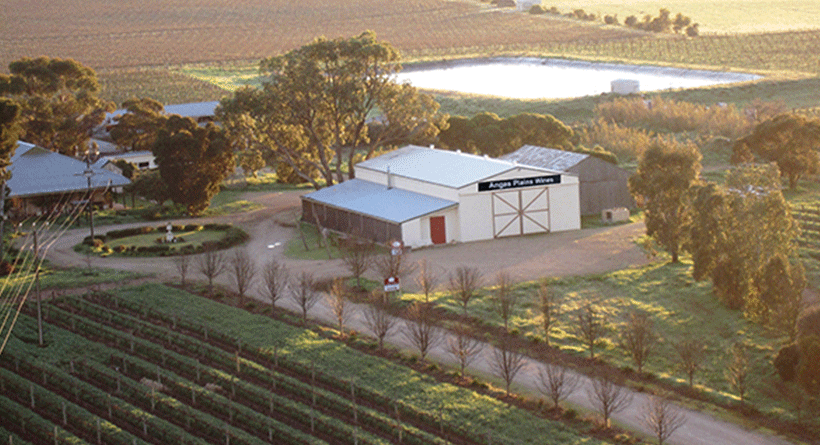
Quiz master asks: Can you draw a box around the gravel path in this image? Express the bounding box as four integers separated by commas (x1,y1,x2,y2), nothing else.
40,190,797,445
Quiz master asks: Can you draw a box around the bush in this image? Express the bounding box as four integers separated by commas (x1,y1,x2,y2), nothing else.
82,236,107,247
624,15,638,27
604,14,618,25
774,343,800,382
0,260,14,276
106,226,155,239
529,5,545,14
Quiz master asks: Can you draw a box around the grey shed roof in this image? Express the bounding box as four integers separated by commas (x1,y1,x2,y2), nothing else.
8,142,131,198
303,179,457,224
356,145,557,189
499,145,589,172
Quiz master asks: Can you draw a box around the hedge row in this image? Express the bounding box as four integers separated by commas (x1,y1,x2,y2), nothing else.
0,394,81,445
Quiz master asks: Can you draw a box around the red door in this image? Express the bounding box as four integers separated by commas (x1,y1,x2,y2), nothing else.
430,216,446,245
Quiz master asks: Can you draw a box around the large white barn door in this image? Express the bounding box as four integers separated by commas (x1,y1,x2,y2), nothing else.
491,188,550,238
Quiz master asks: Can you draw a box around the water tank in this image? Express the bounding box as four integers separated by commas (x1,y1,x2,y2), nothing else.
611,79,640,95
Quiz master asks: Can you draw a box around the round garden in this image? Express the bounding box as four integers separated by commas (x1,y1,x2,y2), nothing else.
77,223,249,257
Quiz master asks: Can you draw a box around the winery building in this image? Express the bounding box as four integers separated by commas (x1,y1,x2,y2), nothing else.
301,145,581,248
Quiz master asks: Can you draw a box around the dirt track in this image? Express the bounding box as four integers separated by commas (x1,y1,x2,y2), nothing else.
41,190,797,445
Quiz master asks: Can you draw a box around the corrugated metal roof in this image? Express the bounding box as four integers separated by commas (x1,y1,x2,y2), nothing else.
499,145,588,172
356,145,532,189
303,179,457,224
8,142,131,198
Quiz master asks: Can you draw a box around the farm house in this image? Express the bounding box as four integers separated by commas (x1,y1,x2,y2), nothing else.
500,145,635,216
301,145,580,248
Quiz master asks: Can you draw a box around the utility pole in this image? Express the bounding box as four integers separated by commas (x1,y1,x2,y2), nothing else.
79,147,99,240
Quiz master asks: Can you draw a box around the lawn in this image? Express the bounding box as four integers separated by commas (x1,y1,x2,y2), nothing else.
396,258,802,422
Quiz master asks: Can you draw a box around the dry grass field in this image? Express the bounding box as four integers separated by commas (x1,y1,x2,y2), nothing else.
2,0,637,71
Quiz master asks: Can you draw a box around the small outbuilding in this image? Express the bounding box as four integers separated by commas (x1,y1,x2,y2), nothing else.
301,145,581,248
500,145,635,216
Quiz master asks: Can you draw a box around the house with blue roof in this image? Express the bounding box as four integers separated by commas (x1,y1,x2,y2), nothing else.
6,141,131,218
301,145,580,248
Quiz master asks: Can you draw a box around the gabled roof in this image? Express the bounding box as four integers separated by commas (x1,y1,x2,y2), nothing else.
303,179,457,224
500,145,589,172
8,142,131,198
355,145,561,189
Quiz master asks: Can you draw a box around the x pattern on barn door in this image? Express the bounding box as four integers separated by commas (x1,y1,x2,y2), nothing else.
491,188,550,237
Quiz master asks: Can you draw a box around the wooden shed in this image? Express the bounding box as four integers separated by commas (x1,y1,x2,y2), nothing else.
501,145,635,216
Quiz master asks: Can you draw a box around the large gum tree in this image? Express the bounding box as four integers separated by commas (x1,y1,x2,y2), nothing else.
217,31,445,189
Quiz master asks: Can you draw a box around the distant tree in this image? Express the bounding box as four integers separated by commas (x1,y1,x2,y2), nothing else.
619,311,658,374
217,31,444,189
339,237,374,289
575,302,607,359
152,115,236,215
490,335,526,397
415,259,441,304
327,278,351,335
403,301,440,361
796,334,820,398
732,113,820,189
672,13,691,33
444,322,482,377
535,363,581,409
492,271,518,333
537,281,561,347
112,159,138,180
0,57,112,156
291,272,320,324
0,99,21,170
262,258,289,313
587,376,633,428
437,112,573,156
690,165,799,312
362,290,396,351
126,169,170,204
629,140,702,263
675,336,706,387
109,97,166,151
229,249,256,306
757,254,806,340
725,343,751,404
173,252,191,287
448,266,482,316
197,247,226,295
642,394,686,445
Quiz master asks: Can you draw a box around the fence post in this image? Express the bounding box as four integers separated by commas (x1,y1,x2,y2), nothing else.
61,401,67,425
29,383,34,409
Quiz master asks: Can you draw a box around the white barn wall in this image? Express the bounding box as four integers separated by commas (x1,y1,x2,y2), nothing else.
548,183,581,231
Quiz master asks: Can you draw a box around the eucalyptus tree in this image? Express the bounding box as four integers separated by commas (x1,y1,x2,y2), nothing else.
217,31,445,189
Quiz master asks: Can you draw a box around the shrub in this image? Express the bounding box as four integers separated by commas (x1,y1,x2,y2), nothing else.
774,343,800,382
0,260,14,276
576,119,655,162
604,14,618,25
529,5,545,14
624,15,638,27
106,226,155,239
547,6,559,14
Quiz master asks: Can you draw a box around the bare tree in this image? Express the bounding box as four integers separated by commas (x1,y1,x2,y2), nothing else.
173,252,191,287
339,237,374,289
492,271,518,333
262,258,289,313
362,290,396,351
291,272,320,324
415,259,441,304
587,376,633,428
537,282,560,347
575,302,607,359
490,335,526,397
674,336,705,387
725,343,751,404
619,311,657,374
327,278,351,335
229,249,256,306
197,247,226,295
373,251,416,284
444,322,482,377
642,394,686,445
448,266,482,315
403,301,440,361
535,363,580,409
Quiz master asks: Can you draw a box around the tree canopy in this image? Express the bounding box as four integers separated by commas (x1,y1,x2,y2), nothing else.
732,113,820,189
0,99,22,172
690,164,800,313
109,97,166,151
152,116,235,215
628,140,702,263
0,57,112,156
217,31,445,189
437,112,574,157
